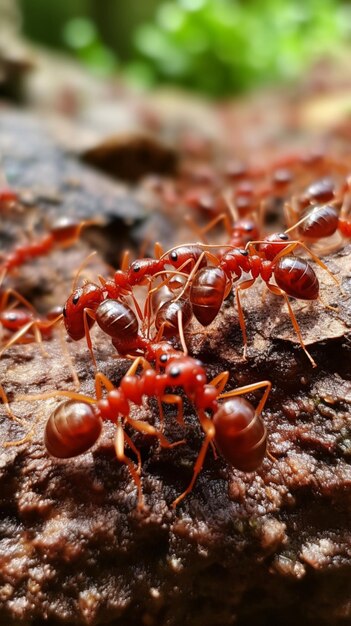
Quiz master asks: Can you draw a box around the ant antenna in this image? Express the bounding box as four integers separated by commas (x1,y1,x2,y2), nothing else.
72,251,97,292
177,308,188,355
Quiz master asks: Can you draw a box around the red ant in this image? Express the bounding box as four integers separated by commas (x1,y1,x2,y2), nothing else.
0,307,63,357
286,193,351,245
0,217,97,284
63,265,194,367
0,286,61,355
61,242,206,358
167,230,339,367
18,354,271,508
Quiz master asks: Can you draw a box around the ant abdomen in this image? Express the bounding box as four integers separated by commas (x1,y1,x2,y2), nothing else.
155,298,193,337
151,284,174,314
274,255,319,300
45,400,102,458
190,266,227,326
95,299,139,339
50,217,83,246
298,205,339,239
213,397,267,472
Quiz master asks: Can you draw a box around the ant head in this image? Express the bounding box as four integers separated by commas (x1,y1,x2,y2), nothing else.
165,356,206,393
166,245,206,272
152,342,180,369
233,219,260,244
63,283,104,340
127,258,163,286
259,232,290,261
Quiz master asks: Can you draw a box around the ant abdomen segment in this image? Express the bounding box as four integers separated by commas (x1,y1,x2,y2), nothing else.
274,256,319,300
298,205,339,239
190,266,227,326
45,400,102,458
95,299,139,339
213,397,267,472
155,298,193,337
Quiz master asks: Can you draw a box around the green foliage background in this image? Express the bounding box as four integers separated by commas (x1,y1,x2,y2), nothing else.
19,0,351,96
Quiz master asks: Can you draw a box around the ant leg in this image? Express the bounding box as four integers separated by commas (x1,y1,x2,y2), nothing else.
223,190,239,223
185,212,232,244
209,371,230,394
160,394,184,426
1,313,63,358
318,295,338,312
125,356,153,377
123,431,142,474
120,249,131,272
235,278,256,359
127,416,185,449
58,324,80,390
171,409,215,508
0,288,36,314
82,308,97,368
3,409,43,448
177,308,188,355
284,197,304,231
17,389,95,403
3,428,35,447
71,251,97,292
0,383,21,422
114,422,144,509
0,321,49,358
157,397,165,427
154,242,164,259
266,282,317,368
219,380,272,416
95,372,115,399
0,382,44,444
266,449,277,463
127,289,143,322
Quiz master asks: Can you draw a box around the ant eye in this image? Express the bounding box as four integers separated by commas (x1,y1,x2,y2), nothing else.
160,354,168,363
133,263,140,273
72,294,80,305
239,249,248,256
62,306,67,317
278,233,289,241
169,366,180,378
170,251,178,262
8,312,18,322
244,224,253,232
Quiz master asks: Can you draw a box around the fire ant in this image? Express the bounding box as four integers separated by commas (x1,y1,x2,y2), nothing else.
18,353,271,508
0,307,63,357
0,216,97,284
286,193,351,245
168,230,339,367
61,242,206,358
0,285,60,354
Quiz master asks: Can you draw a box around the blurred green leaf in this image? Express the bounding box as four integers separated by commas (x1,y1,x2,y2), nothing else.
130,0,350,97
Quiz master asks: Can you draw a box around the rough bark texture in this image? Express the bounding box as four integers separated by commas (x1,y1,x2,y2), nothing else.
1,106,351,626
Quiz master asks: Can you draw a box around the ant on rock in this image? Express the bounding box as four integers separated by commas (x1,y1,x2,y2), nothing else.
17,353,271,508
